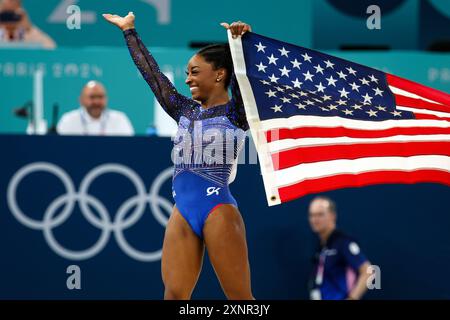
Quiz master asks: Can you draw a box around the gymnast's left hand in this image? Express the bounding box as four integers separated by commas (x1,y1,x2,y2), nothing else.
220,21,252,39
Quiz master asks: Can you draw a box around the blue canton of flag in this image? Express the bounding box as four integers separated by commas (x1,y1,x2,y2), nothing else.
241,32,413,121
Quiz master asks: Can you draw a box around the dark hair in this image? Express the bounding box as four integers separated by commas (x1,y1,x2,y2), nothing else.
196,43,233,89
312,195,337,214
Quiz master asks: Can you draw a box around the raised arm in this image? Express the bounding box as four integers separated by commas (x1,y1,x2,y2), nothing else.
221,21,252,131
103,12,192,122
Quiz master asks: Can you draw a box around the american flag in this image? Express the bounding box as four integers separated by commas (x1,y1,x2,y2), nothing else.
228,31,450,206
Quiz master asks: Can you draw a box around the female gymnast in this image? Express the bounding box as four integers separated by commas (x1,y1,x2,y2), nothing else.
103,12,253,300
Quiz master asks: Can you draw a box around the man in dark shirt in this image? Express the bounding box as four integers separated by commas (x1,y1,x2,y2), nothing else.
308,196,371,300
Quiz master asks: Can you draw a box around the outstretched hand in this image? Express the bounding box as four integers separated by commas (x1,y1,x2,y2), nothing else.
221,21,252,38
102,11,135,31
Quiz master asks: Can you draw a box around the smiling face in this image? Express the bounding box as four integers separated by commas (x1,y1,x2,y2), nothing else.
185,54,226,103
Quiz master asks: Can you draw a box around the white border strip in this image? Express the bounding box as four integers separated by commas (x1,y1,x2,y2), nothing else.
228,31,281,206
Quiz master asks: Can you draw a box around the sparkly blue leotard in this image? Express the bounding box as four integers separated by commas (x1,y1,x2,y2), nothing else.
124,29,249,238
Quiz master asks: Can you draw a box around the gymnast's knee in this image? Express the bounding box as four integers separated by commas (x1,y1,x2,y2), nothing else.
164,285,192,300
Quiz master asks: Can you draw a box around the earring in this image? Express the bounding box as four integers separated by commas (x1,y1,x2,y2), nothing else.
216,78,221,82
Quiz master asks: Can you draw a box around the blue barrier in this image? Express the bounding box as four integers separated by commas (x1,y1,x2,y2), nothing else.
1,134,450,299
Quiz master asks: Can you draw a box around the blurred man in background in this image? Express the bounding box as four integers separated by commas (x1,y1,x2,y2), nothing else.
308,196,372,300
0,0,56,48
57,80,134,136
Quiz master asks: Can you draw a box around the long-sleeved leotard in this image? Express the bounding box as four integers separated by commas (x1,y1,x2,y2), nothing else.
123,28,249,238
123,28,248,130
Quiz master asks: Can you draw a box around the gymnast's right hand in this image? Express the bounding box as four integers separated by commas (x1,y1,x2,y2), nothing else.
102,11,135,31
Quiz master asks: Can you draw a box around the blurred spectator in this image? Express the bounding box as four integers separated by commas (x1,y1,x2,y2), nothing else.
57,81,135,136
0,0,56,49
308,196,372,300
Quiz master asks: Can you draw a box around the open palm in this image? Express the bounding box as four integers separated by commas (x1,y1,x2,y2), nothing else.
102,12,135,30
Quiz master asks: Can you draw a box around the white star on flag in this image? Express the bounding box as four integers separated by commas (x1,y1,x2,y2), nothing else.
328,104,338,110
326,75,337,87
324,60,335,68
360,77,370,86
271,104,283,112
278,47,290,57
337,71,347,80
338,87,350,98
290,59,302,69
342,109,354,115
314,64,324,74
350,82,360,91
255,42,266,52
267,54,278,65
269,74,279,83
369,74,379,83
265,89,277,98
366,109,378,117
303,70,314,82
315,82,326,92
351,104,363,110
256,62,267,72
301,52,312,62
291,78,302,88
346,67,357,75
362,93,373,104
373,87,384,96
279,66,291,77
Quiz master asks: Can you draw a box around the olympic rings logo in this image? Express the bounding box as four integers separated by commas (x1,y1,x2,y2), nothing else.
7,162,174,262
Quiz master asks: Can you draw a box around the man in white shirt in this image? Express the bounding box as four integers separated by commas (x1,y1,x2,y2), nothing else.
57,80,134,136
